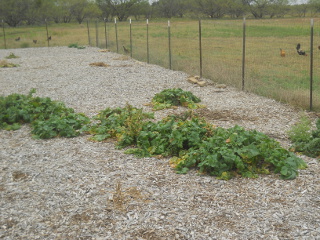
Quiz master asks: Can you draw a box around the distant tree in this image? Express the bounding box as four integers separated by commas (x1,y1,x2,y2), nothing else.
23,0,55,25
154,0,188,18
131,0,151,20
50,0,73,23
96,0,113,20
268,0,290,18
0,0,31,26
242,0,269,18
227,0,248,18
194,0,229,18
242,0,289,18
97,0,145,21
34,0,56,23
290,4,309,17
308,0,320,15
69,0,102,23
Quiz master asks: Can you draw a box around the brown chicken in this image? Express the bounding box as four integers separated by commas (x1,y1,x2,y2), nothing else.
280,48,285,57
123,46,130,54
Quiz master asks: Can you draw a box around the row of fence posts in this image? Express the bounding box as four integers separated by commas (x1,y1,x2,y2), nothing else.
2,19,51,48
87,17,315,110
0,18,316,110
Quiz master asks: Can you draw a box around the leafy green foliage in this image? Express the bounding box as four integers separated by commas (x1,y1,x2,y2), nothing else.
68,43,86,49
171,125,307,180
0,89,90,138
1,89,307,180
5,53,19,59
126,111,214,157
151,88,202,110
120,108,306,180
86,104,154,147
31,112,89,139
288,115,312,143
0,60,18,68
289,116,320,158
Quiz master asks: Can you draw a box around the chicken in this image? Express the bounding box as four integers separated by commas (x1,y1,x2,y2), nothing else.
15,37,20,41
296,43,307,56
33,40,37,44
47,36,51,41
123,46,130,54
280,48,285,57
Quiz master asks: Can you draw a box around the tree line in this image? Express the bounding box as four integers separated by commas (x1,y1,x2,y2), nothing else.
1,0,320,27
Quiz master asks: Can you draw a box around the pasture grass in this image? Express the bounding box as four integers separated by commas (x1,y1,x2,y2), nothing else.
1,18,320,111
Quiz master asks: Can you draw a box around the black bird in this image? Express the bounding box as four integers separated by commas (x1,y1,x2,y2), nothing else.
296,43,307,56
47,36,51,41
15,37,20,41
33,40,37,44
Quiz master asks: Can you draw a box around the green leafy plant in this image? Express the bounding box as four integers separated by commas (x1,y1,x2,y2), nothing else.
171,125,307,180
5,53,19,59
31,112,89,139
289,116,320,158
0,89,90,138
86,104,154,147
151,88,202,110
68,43,86,49
125,111,214,157
288,115,312,143
0,60,18,68
1,89,307,180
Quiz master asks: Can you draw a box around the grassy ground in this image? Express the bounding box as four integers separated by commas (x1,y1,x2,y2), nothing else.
1,18,320,111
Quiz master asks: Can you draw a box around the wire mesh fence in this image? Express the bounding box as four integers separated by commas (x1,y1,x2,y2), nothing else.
1,18,320,111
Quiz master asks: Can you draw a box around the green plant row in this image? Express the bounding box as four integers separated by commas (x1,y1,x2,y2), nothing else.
0,89,90,138
0,89,308,180
89,107,306,180
170,125,307,180
288,115,320,158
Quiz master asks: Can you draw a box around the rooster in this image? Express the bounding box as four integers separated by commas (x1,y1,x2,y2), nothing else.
280,48,285,57
296,43,307,56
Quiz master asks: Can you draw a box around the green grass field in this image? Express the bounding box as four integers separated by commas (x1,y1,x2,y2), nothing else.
1,18,320,111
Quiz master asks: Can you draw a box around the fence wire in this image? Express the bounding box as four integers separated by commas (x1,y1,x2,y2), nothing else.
1,18,319,111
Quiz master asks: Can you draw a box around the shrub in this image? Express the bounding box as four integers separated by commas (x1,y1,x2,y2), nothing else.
5,53,19,59
289,116,320,158
0,89,90,138
151,88,202,110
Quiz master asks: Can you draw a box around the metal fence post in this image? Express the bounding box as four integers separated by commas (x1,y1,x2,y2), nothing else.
45,19,50,47
87,20,91,46
130,19,132,57
199,19,202,78
147,19,149,64
104,18,108,49
310,18,314,111
168,20,172,70
2,20,6,49
95,20,99,47
115,18,119,53
242,17,246,91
